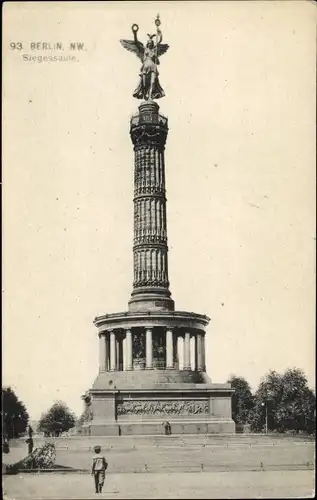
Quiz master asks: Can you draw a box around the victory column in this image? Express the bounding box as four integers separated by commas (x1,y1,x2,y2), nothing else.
81,16,235,436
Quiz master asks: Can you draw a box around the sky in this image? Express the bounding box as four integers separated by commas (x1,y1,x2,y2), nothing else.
3,1,316,420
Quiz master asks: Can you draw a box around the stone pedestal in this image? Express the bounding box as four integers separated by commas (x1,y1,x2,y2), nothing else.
89,358,235,435
84,310,235,436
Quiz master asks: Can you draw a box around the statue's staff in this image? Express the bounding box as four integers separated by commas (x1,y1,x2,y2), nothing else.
155,14,161,63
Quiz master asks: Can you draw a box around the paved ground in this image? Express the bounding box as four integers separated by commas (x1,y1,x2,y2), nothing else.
3,470,315,499
3,435,315,498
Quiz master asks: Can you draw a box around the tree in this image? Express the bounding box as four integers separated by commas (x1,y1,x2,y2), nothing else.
2,387,29,438
275,368,315,434
38,401,76,437
250,368,315,434
227,375,254,424
250,370,283,432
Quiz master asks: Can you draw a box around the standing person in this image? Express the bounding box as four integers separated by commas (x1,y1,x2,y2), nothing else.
162,420,170,435
91,445,108,494
26,437,33,454
3,436,10,454
26,423,34,454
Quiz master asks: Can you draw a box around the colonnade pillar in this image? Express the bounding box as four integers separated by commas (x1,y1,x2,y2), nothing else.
146,328,153,369
166,329,173,369
183,332,191,370
99,335,107,372
116,338,120,370
110,331,116,371
196,333,204,371
177,336,183,370
201,334,206,371
126,329,133,370
100,328,206,372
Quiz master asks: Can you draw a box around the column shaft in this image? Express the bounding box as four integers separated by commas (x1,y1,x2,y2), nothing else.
110,331,116,371
126,329,133,370
122,337,126,371
106,335,110,371
173,332,178,365
116,338,120,370
190,335,196,371
194,335,198,371
130,102,172,301
166,329,173,368
177,336,183,370
197,333,204,371
146,328,153,369
201,334,206,371
99,335,106,372
118,338,123,371
184,332,191,370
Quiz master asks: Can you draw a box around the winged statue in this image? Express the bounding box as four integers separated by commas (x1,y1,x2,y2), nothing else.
120,16,169,100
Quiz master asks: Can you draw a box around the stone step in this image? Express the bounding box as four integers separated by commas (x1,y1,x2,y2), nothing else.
53,444,314,473
92,369,214,390
31,434,314,452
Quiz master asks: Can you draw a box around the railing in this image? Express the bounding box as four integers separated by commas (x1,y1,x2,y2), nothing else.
130,112,168,128
152,360,166,370
32,438,316,450
94,311,210,321
108,360,181,371
130,114,140,127
17,458,314,474
111,362,176,371
140,461,315,473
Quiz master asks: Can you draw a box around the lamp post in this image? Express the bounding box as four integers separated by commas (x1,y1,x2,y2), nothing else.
261,402,268,434
3,412,8,436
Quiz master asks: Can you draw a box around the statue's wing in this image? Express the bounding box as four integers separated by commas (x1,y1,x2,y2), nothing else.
120,39,144,61
157,43,169,57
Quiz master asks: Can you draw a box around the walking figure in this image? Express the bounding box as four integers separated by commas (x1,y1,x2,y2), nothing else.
91,445,108,494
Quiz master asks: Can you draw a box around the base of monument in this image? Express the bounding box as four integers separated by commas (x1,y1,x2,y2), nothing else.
79,376,235,437
85,419,235,436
